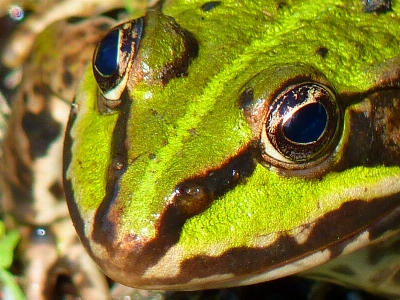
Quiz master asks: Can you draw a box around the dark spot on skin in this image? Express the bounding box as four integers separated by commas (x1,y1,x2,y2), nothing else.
362,0,392,13
74,30,87,39
377,57,400,88
96,22,115,32
49,180,64,200
22,110,62,159
100,8,128,21
201,1,222,12
315,47,329,58
277,2,287,9
188,128,196,136
33,83,47,96
331,265,356,277
66,17,86,24
22,27,34,38
15,152,33,188
62,70,73,87
238,87,254,109
159,24,199,85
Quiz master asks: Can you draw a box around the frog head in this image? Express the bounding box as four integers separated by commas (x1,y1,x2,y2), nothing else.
63,0,400,293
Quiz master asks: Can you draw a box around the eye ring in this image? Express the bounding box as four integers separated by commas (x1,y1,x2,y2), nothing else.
260,82,342,167
92,18,143,104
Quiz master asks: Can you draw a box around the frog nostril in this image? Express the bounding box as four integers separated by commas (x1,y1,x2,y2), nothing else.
172,183,210,218
169,147,255,219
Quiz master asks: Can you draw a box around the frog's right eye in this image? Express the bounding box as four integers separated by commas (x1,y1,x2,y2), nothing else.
261,82,341,165
93,18,143,106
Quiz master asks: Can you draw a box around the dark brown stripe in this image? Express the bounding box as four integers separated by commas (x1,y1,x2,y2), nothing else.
201,1,221,12
91,146,255,272
171,145,256,219
92,89,131,245
158,18,199,85
125,193,400,286
334,89,400,170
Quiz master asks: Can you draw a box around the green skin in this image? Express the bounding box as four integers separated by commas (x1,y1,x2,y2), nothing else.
64,0,400,294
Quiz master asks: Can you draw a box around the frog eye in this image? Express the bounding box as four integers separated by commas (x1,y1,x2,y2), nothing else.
261,82,341,166
92,18,143,105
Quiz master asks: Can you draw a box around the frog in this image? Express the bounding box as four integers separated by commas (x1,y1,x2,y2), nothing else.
63,0,400,298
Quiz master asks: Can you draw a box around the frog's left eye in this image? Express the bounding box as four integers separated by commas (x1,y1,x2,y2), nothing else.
260,82,341,168
93,18,143,105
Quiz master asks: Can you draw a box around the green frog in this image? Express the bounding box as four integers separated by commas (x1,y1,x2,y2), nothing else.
63,0,400,298
1,0,399,299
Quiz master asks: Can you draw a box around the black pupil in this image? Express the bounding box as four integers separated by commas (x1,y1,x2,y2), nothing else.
283,103,327,144
94,29,119,76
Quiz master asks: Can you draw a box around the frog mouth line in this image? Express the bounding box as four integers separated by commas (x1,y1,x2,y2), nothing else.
129,193,400,288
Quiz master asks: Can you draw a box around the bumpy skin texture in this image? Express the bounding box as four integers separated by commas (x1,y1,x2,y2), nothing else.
64,0,400,296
